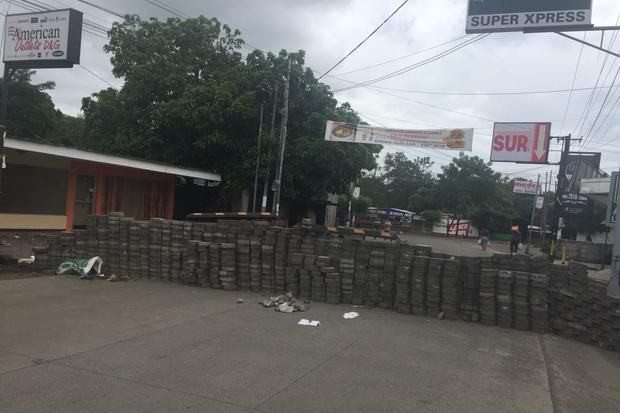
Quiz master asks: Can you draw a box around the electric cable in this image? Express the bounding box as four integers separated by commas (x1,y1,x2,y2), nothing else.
317,0,408,80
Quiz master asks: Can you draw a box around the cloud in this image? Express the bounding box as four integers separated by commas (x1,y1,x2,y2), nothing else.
11,0,620,177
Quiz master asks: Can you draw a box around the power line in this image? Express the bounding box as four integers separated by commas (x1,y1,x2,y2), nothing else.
78,64,120,90
364,84,620,97
77,0,125,19
575,21,620,146
581,65,620,149
332,35,468,77
317,0,408,80
143,0,187,18
559,33,585,134
331,34,490,93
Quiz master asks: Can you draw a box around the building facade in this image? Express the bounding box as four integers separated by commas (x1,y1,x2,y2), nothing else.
0,138,220,231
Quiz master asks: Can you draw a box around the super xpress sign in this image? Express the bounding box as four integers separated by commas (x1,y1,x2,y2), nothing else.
3,9,82,68
466,0,592,33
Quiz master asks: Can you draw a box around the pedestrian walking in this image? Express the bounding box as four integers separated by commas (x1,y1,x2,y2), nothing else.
479,228,489,251
510,226,521,255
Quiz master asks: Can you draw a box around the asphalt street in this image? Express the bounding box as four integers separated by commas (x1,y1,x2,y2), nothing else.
1,276,619,412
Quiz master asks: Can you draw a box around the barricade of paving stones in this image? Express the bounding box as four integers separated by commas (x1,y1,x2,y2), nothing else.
33,214,620,352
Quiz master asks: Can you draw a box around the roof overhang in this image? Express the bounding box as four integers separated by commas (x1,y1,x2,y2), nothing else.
580,177,611,205
5,138,221,182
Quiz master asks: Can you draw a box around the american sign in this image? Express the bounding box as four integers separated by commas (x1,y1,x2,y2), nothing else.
3,9,83,68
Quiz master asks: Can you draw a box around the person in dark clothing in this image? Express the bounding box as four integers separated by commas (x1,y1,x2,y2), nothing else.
479,229,489,251
510,227,521,254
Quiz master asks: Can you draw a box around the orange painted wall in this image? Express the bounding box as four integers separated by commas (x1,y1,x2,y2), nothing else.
65,160,176,231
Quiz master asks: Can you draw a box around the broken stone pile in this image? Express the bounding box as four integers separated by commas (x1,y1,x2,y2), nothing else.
33,213,620,353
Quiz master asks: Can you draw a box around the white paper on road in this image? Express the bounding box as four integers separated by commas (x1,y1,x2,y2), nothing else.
343,312,359,319
298,319,320,326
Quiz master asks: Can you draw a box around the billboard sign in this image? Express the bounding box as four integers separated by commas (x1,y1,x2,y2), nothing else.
513,179,541,195
466,0,593,34
324,121,474,151
3,9,83,68
564,152,602,193
560,193,589,215
491,122,550,164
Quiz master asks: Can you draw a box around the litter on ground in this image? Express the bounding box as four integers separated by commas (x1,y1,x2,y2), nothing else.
259,292,309,312
56,257,103,278
298,319,320,327
343,312,359,319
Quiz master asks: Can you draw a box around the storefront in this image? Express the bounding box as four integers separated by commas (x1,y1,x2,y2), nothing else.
0,138,220,231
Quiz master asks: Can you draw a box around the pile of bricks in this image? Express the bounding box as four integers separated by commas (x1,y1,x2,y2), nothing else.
426,258,442,317
411,256,428,315
34,214,620,353
395,248,413,314
513,272,530,331
441,258,460,319
479,269,497,326
496,270,514,328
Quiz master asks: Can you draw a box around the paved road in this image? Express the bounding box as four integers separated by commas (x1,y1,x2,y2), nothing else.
1,276,619,412
398,233,541,257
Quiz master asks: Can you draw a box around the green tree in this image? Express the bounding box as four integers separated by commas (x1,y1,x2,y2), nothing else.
408,185,439,212
382,152,434,209
421,209,442,226
82,15,379,207
437,154,515,235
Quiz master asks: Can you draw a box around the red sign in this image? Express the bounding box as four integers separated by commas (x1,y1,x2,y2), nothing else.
491,122,551,164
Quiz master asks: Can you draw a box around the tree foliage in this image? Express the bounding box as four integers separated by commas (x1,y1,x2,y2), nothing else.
79,15,379,206
1,69,81,144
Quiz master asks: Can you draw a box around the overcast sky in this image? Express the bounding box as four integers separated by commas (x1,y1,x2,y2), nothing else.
6,0,620,180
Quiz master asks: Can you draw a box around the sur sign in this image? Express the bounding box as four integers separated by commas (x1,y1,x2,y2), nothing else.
3,9,83,69
466,0,593,34
491,122,550,164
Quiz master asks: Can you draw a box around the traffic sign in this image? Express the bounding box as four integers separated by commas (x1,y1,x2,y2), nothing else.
466,0,593,34
491,122,550,164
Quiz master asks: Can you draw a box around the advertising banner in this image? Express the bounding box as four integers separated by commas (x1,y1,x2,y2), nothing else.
536,196,545,210
564,152,602,193
3,9,83,68
491,122,550,164
466,0,593,33
561,193,590,215
324,121,473,151
513,179,542,195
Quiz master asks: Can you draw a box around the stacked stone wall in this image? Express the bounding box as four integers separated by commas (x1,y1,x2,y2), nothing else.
33,214,620,353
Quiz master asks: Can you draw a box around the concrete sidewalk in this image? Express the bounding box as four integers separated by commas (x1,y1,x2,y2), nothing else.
1,276,619,412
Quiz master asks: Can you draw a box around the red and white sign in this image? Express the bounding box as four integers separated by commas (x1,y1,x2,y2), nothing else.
513,179,542,195
491,122,551,164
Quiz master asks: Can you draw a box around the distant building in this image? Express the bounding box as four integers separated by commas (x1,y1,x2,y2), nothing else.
0,138,220,231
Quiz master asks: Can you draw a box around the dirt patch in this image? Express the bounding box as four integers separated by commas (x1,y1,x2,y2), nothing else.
0,231,53,259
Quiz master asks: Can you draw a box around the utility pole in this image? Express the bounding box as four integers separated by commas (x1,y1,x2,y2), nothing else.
541,171,549,248
272,59,292,217
251,102,265,212
261,84,278,213
0,65,11,193
526,174,541,255
550,134,582,261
